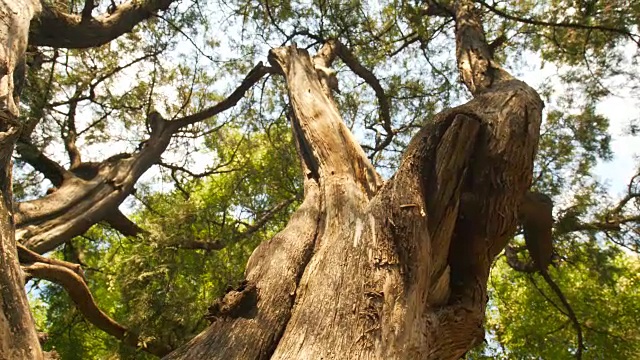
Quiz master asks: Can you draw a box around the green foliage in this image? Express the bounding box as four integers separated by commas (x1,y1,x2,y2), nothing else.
19,0,640,358
37,124,300,358
482,251,640,359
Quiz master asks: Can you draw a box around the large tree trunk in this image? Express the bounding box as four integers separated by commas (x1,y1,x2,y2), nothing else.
165,7,543,358
0,0,43,358
1,0,543,358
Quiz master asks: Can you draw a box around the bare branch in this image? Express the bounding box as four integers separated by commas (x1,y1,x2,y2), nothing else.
504,245,536,273
536,272,585,359
171,198,295,251
158,161,239,179
331,40,394,153
64,91,83,169
17,243,86,281
170,62,275,129
16,64,272,253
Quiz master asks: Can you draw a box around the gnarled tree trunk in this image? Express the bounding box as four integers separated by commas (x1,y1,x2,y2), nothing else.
164,2,544,359
0,0,43,358
0,0,544,358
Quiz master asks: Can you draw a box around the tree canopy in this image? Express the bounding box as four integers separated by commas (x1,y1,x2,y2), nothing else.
1,0,639,359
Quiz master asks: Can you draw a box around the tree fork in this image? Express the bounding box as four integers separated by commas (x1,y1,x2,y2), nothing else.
165,24,543,357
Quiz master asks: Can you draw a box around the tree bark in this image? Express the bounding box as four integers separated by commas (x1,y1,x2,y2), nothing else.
0,0,43,358
165,2,544,358
2,0,544,358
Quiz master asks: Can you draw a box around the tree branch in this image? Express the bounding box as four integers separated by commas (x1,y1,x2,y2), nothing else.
81,0,94,21
537,272,585,359
170,62,275,129
504,245,536,273
14,140,71,187
329,40,394,153
16,64,271,253
171,198,295,251
103,210,145,237
454,0,513,94
22,261,172,357
64,92,83,169
29,0,176,49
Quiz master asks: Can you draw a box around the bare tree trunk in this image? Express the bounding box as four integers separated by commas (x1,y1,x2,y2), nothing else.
0,0,43,358
165,2,544,358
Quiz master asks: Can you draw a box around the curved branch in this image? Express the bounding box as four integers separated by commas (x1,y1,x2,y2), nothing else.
22,261,172,357
539,271,585,359
331,40,394,152
16,64,272,253
18,243,85,279
29,0,176,49
15,140,70,187
504,245,536,273
171,62,275,129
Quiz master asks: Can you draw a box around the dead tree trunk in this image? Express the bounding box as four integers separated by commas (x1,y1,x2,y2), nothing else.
165,2,543,359
0,0,44,358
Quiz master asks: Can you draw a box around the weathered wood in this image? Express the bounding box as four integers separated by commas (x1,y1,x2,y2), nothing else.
165,29,542,358
0,0,43,358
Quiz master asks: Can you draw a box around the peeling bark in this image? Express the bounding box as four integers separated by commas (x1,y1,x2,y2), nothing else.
0,0,43,358
165,2,543,357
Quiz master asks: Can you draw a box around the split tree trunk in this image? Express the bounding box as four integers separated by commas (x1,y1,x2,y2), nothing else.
0,0,543,358
0,0,44,358
165,32,543,360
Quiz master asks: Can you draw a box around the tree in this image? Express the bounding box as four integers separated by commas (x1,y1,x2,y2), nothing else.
1,0,639,359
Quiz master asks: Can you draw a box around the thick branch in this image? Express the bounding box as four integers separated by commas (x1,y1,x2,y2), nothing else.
268,44,383,196
29,0,176,49
81,0,94,20
15,140,70,187
519,191,554,270
18,243,86,280
22,261,172,357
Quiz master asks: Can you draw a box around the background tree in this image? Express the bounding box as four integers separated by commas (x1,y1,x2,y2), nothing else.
0,0,638,359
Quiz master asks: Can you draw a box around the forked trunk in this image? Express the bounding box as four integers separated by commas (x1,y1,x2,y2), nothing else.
0,0,544,358
165,35,543,359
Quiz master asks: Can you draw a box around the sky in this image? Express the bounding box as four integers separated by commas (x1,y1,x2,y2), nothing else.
518,42,639,198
